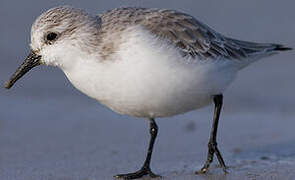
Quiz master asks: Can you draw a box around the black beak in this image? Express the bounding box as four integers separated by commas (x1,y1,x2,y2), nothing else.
4,50,42,89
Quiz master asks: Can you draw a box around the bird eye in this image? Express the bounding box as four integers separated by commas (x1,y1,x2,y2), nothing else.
45,32,58,43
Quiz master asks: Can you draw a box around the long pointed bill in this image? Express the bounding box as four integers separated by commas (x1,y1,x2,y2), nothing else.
4,50,42,89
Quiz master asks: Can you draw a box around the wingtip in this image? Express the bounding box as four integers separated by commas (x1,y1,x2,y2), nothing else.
274,45,293,51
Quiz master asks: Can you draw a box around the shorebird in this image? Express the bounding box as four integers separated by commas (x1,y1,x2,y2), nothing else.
4,6,291,179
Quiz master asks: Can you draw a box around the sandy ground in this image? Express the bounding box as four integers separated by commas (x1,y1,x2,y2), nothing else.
1,0,295,179
1,94,295,180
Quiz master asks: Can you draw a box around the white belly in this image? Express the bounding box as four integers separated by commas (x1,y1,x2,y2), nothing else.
63,27,239,118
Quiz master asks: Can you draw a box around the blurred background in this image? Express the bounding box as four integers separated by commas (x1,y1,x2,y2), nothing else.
0,0,295,179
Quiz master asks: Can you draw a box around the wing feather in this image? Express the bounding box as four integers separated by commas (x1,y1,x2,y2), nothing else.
100,8,288,60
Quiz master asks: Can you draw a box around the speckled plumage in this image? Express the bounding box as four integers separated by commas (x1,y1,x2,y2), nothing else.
98,7,282,61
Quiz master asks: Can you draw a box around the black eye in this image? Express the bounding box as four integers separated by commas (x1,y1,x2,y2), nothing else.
46,32,57,42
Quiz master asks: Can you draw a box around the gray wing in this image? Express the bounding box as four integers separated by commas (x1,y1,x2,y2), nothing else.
140,9,242,59
100,8,290,60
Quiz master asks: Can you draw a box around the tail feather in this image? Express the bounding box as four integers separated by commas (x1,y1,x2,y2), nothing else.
225,37,292,56
273,44,293,51
224,37,292,70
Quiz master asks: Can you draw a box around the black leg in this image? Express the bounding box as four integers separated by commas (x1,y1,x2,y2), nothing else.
114,118,161,179
196,94,227,174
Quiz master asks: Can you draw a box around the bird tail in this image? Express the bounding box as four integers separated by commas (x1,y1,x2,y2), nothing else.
227,37,292,55
225,37,292,69
272,44,293,51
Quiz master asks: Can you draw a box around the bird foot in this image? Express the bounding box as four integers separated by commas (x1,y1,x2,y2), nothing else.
114,167,161,179
195,141,228,174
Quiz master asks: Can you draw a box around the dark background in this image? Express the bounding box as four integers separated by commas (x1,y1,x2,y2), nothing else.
0,0,295,179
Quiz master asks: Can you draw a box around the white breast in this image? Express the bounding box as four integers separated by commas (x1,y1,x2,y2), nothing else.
63,26,239,118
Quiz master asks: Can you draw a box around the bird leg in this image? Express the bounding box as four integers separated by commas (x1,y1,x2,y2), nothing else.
114,118,161,179
196,94,227,174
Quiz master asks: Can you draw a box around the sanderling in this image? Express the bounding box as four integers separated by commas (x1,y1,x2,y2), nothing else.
4,6,292,179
